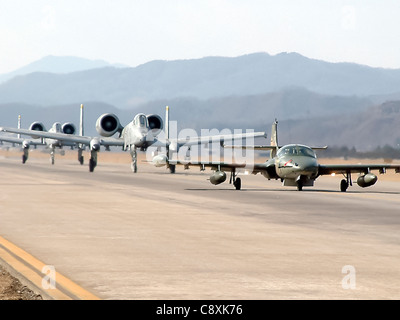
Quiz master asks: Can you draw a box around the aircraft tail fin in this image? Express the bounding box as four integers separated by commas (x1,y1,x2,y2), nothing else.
270,119,278,158
17,114,21,139
80,104,84,136
165,105,169,141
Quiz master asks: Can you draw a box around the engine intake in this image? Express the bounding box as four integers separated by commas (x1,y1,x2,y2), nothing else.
357,173,377,188
61,122,76,135
29,122,46,139
29,122,46,132
96,113,122,137
147,114,163,136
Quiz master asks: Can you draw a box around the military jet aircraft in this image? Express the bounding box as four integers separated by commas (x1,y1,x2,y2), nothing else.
153,119,400,191
0,105,266,173
0,114,79,165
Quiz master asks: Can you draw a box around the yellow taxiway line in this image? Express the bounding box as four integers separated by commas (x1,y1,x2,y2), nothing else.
0,236,100,300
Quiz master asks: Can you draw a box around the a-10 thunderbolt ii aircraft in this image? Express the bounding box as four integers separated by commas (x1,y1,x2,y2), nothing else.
0,114,79,165
153,119,400,191
0,105,266,173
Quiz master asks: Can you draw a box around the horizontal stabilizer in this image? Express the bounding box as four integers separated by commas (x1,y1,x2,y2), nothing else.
223,145,280,150
310,146,328,150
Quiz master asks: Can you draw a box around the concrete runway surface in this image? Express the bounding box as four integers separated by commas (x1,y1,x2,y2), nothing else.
0,150,400,299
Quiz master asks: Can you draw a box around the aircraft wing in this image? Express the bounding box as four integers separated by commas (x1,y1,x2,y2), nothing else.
172,131,267,147
0,135,44,146
0,127,91,144
318,164,400,175
0,127,124,147
167,159,269,173
97,137,125,147
223,145,328,150
223,145,277,150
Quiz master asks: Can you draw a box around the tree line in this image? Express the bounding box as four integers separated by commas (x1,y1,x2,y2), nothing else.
316,145,400,160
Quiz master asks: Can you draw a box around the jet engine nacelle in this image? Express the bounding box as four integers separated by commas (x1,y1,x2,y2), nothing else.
357,173,378,188
61,122,76,135
96,113,122,137
29,122,46,139
147,114,163,136
210,171,227,185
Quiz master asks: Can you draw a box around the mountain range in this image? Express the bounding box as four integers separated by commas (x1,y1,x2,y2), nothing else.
0,52,399,150
1,52,400,108
0,55,127,84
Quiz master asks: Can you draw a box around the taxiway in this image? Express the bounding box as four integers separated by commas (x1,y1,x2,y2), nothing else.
0,150,399,299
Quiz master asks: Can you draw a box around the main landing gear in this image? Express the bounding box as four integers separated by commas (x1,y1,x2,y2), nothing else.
50,147,55,165
130,147,137,173
22,149,29,164
340,172,352,192
78,148,84,165
89,150,97,172
296,180,303,191
230,169,242,190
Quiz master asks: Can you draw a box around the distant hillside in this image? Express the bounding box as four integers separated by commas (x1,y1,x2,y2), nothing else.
0,52,400,108
0,56,127,83
134,87,373,130
277,101,400,151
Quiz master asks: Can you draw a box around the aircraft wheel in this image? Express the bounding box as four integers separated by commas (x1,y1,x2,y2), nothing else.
296,181,303,191
79,156,84,165
340,179,348,192
234,177,241,190
22,155,27,164
169,164,176,174
89,159,96,172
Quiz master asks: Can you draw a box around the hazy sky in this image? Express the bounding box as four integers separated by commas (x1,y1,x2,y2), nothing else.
1,0,399,74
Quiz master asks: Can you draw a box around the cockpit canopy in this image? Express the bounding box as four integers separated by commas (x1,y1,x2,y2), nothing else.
277,144,316,158
133,114,149,128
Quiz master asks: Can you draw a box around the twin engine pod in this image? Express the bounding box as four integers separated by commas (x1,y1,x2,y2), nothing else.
210,171,227,185
357,173,378,188
95,113,163,137
28,121,76,138
29,122,46,139
95,114,122,137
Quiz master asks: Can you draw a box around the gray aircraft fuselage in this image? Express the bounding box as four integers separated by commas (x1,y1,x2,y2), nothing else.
121,113,157,151
274,144,319,180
